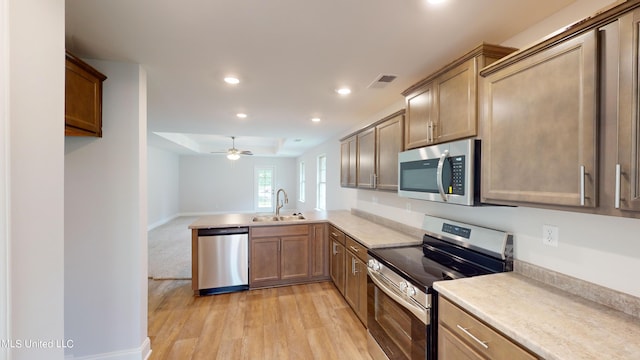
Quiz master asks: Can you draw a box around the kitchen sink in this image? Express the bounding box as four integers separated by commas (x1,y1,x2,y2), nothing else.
251,215,306,222
277,215,306,221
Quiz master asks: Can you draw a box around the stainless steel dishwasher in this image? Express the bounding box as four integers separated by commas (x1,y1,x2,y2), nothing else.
197,227,249,295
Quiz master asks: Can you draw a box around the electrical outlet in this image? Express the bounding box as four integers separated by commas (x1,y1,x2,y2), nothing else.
405,202,411,212
542,225,559,247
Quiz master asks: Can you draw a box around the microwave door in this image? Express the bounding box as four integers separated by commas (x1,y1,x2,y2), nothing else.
398,156,453,200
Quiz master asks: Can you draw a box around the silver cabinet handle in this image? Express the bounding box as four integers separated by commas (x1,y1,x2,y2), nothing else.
349,246,359,253
351,258,356,274
580,165,586,206
436,150,449,202
456,325,489,349
332,242,337,256
427,121,433,143
615,164,622,209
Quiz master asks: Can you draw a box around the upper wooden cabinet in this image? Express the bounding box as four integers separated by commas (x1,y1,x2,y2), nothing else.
356,127,376,189
613,8,640,214
479,0,640,218
65,51,107,137
340,135,357,188
480,31,598,208
341,110,404,191
375,112,404,191
402,44,516,150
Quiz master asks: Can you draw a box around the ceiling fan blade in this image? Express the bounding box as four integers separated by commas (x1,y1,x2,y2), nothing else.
240,150,253,155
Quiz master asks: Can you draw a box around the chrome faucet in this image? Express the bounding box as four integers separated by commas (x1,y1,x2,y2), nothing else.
275,188,288,216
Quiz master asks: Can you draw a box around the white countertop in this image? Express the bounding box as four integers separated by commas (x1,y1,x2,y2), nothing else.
188,209,422,249
434,272,640,360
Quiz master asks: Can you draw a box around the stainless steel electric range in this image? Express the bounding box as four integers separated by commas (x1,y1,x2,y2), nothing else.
366,215,513,360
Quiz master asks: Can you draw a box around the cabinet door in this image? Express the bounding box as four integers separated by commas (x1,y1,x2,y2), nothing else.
345,251,367,325
341,136,357,187
280,235,309,281
310,224,328,278
65,52,107,137
344,251,359,314
617,9,640,212
434,58,477,144
376,113,404,191
357,127,376,189
250,237,280,284
439,297,536,360
405,83,435,149
481,30,598,207
438,325,484,360
330,240,345,295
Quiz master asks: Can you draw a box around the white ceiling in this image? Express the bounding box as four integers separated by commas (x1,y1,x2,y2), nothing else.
65,0,576,157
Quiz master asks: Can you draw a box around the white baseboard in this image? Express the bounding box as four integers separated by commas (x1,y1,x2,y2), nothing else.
64,337,151,360
146,213,180,230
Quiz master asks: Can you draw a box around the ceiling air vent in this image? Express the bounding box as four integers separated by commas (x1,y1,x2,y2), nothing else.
368,74,397,89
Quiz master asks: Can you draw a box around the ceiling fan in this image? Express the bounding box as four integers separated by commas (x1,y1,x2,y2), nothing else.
211,136,253,160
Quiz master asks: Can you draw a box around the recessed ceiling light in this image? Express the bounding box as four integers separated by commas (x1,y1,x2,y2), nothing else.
224,76,240,85
336,87,351,95
236,113,247,118
311,117,321,122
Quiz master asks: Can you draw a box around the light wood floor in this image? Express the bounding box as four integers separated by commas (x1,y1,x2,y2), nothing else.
148,279,374,360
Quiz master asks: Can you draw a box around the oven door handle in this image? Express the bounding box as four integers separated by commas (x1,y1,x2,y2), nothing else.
436,150,449,202
367,268,429,324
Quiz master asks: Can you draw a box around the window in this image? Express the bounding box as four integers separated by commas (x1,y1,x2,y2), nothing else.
299,161,306,202
255,166,275,211
317,155,326,210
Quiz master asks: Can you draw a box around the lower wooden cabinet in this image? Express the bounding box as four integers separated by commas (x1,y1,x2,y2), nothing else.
250,223,328,288
310,223,329,279
438,296,536,360
329,225,346,295
344,236,368,326
328,226,369,327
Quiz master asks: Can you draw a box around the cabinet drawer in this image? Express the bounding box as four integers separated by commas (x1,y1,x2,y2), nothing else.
251,224,309,238
329,225,346,245
346,236,367,262
439,297,536,360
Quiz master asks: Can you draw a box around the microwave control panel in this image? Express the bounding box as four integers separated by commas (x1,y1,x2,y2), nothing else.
449,156,465,195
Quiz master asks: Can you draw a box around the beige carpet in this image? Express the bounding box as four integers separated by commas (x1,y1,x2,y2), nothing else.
148,216,198,279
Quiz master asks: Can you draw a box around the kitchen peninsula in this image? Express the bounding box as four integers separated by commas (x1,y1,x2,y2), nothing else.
189,209,421,295
190,210,640,360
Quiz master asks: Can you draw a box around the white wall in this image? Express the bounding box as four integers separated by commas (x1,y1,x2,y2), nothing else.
148,146,180,228
1,0,8,355
5,0,65,359
179,155,297,214
65,60,149,359
302,0,640,298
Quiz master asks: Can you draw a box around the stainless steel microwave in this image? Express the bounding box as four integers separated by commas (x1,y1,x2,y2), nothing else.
398,139,480,206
